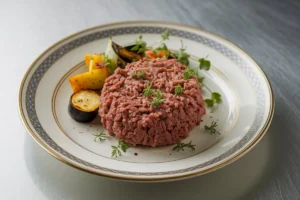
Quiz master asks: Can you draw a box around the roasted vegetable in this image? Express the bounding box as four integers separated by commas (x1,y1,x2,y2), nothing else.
117,56,128,68
69,67,109,93
145,49,170,59
105,38,118,73
112,42,143,63
84,54,105,70
68,90,100,123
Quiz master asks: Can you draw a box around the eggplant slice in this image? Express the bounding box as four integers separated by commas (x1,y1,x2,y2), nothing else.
68,90,100,123
112,42,144,63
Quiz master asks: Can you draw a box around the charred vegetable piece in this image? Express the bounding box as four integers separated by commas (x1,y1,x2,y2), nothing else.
69,67,110,93
117,56,128,68
84,54,105,70
112,42,143,63
68,90,100,123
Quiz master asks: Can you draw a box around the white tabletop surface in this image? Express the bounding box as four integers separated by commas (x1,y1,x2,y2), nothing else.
2,0,300,199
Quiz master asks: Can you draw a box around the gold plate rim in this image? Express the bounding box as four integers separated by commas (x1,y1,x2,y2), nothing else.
18,20,275,182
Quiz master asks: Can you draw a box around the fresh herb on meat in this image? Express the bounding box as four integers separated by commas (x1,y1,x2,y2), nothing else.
93,130,106,142
183,68,197,80
132,71,146,79
131,35,147,54
205,121,220,135
161,29,170,40
143,82,154,97
171,40,190,66
205,92,222,107
111,141,130,158
150,90,165,106
104,55,114,74
172,141,196,152
174,85,183,95
199,57,211,70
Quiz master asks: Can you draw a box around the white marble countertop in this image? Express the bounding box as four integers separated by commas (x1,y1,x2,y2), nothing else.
1,0,300,199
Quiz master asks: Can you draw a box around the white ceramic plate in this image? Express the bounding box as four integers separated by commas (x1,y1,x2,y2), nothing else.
19,21,274,181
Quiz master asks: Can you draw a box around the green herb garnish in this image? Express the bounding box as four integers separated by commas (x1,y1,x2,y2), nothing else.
205,121,220,135
183,68,197,80
205,92,222,107
199,57,211,70
197,76,205,85
131,35,147,54
174,85,183,95
171,40,190,66
161,29,170,40
153,43,169,56
172,141,196,152
143,82,154,97
132,71,146,79
93,130,106,142
111,141,130,158
150,90,164,106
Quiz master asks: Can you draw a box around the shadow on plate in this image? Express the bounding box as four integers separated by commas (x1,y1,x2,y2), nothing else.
23,112,286,200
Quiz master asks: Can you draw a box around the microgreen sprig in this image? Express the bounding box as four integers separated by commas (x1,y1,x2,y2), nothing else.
152,29,170,56
183,68,197,80
150,90,165,107
93,130,106,142
174,85,183,95
161,29,170,40
131,35,147,54
143,82,154,97
111,141,130,158
132,71,146,79
172,141,196,152
205,121,220,135
170,40,190,66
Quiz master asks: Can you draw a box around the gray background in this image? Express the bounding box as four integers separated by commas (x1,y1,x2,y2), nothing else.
1,0,300,199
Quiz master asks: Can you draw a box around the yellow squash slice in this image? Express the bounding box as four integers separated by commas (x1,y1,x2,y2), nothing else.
84,54,105,71
69,67,109,93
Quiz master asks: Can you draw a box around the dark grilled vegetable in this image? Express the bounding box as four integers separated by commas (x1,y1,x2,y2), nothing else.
112,42,143,63
117,56,128,68
68,90,100,123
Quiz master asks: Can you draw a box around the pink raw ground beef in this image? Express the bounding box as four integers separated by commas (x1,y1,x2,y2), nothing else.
99,58,206,147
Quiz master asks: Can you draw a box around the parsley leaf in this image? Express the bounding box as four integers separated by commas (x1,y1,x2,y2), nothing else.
111,141,130,158
199,58,211,70
205,92,222,107
93,130,106,142
212,92,222,103
183,68,197,80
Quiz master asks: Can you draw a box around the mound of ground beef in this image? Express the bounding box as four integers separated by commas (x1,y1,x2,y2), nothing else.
99,58,206,147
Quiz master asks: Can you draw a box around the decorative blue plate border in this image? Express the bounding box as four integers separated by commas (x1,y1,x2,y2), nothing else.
23,24,269,176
